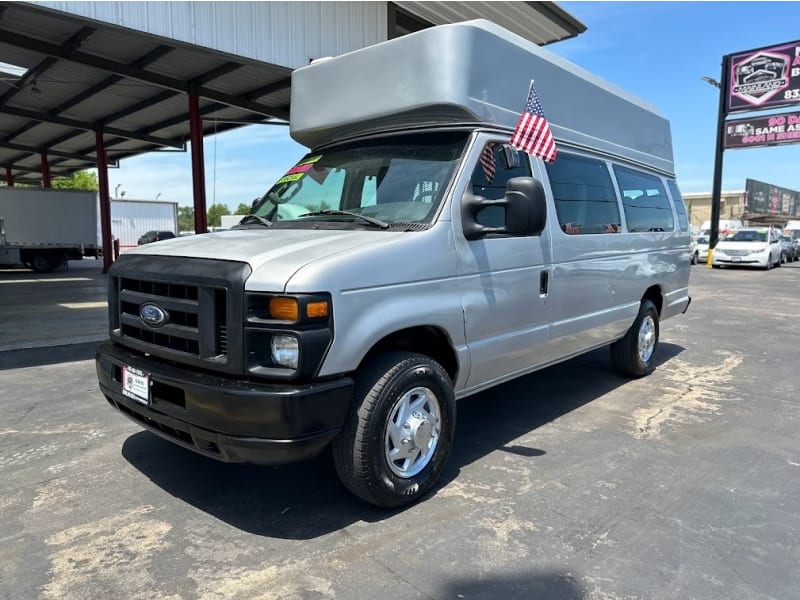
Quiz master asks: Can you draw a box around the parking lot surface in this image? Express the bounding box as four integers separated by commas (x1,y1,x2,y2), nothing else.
1,261,799,599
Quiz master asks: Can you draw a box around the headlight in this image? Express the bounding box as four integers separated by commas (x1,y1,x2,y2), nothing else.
271,335,299,369
245,292,332,379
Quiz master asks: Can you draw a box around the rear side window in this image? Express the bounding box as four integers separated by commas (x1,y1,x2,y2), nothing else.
667,180,689,232
545,153,622,234
614,166,674,232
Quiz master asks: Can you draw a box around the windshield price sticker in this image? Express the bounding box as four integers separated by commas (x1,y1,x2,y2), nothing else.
122,366,150,406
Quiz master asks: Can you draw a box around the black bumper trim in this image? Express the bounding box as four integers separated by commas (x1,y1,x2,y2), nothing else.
96,341,354,465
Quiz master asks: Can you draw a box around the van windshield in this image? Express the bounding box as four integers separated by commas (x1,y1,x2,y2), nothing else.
249,132,468,229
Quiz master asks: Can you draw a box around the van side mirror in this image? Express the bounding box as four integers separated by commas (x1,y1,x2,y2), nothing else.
462,177,547,240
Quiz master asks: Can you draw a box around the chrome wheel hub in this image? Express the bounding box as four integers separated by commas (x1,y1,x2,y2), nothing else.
638,315,656,364
384,386,441,478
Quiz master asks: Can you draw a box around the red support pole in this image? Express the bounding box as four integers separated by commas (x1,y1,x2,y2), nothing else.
189,93,208,234
5,167,13,187
95,130,114,273
41,151,51,188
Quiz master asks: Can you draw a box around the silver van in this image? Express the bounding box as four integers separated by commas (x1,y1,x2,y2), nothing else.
96,20,691,507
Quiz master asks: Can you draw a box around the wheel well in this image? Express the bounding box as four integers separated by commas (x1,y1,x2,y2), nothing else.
642,285,663,316
360,326,459,383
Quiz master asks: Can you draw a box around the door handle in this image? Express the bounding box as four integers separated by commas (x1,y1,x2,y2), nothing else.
539,270,549,295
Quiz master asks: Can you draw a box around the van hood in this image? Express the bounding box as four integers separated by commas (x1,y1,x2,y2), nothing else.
129,228,405,290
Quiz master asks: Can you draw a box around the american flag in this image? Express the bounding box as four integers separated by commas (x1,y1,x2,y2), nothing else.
510,81,558,163
480,142,496,183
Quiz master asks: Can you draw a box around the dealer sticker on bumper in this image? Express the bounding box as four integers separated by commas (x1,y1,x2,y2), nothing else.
122,366,150,406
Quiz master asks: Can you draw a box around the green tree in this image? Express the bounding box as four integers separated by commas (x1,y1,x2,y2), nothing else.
178,206,194,232
207,203,230,227
235,203,251,215
52,170,99,191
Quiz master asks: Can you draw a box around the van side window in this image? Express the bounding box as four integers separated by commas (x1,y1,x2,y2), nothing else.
470,143,531,228
545,153,621,235
667,180,689,232
614,166,675,232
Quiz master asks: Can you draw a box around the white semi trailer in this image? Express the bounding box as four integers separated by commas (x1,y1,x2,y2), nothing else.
0,188,99,273
110,199,178,250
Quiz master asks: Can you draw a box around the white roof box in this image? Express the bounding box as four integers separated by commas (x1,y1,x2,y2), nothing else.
290,19,674,174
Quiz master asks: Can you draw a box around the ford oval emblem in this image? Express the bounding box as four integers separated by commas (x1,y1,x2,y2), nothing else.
139,303,169,327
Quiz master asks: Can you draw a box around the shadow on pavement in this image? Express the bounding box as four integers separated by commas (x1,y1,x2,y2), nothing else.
121,343,684,539
0,341,99,370
440,570,586,600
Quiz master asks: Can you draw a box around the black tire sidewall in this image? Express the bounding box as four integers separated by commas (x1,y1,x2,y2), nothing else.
361,356,455,507
633,301,660,375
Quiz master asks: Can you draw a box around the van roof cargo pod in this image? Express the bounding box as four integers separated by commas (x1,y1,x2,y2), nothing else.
290,19,674,175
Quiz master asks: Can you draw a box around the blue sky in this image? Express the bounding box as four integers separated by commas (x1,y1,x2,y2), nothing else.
107,1,800,207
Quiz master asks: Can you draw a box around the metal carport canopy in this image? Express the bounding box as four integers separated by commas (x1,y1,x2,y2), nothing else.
0,1,293,185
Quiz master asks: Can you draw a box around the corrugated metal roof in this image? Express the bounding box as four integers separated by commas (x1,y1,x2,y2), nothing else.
0,1,585,183
395,1,586,45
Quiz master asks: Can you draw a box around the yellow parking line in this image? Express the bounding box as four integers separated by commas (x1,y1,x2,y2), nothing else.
58,301,108,309
0,277,93,284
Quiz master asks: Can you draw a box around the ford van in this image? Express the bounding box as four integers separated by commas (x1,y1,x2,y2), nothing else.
95,20,691,507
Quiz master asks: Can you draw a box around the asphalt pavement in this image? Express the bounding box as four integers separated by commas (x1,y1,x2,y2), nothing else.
1,261,799,599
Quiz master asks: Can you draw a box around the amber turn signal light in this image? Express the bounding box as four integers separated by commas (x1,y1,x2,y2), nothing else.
306,301,329,318
269,297,299,321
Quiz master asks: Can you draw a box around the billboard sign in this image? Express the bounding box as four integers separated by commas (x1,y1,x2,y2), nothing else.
727,40,800,112
724,111,800,148
744,178,800,217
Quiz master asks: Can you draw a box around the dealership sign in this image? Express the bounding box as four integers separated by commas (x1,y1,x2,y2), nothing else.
724,110,800,148
745,178,800,217
727,39,800,112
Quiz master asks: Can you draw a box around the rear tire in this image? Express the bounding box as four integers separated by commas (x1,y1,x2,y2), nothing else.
611,299,659,378
31,253,56,273
332,351,456,508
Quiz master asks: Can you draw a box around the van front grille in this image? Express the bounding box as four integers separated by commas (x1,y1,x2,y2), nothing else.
108,256,251,374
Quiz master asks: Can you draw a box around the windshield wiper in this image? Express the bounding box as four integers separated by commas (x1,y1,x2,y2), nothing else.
298,209,389,229
235,213,273,228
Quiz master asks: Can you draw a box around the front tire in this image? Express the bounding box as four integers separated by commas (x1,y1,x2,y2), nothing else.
332,352,456,508
611,299,659,378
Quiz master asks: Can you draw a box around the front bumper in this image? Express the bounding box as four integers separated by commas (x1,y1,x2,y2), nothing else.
96,341,354,464
712,253,768,267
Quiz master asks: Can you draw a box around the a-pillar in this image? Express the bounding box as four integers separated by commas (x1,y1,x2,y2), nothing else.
4,167,13,187
189,93,208,234
41,151,51,188
95,131,114,273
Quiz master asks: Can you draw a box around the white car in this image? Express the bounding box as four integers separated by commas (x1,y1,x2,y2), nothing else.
711,228,782,270
691,235,710,264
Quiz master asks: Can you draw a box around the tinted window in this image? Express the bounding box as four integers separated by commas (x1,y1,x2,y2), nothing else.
729,230,766,242
667,180,689,232
470,143,531,228
614,165,675,232
545,153,621,235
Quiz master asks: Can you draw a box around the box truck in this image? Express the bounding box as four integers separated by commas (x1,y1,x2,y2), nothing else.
111,199,178,251
96,20,691,507
0,188,98,272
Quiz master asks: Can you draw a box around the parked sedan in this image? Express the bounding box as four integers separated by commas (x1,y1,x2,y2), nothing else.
137,230,176,245
711,228,782,270
692,235,710,264
779,234,798,262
